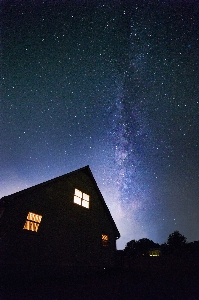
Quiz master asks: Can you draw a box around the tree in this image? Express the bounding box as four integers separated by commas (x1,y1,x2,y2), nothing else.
137,238,159,256
167,231,187,252
124,239,138,256
124,238,159,256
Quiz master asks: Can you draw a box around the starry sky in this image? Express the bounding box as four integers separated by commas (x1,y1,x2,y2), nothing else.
1,0,199,249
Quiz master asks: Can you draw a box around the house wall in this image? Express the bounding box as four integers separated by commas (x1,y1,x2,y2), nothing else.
1,170,118,269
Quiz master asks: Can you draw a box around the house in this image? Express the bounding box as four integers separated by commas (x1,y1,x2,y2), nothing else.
0,166,120,274
148,248,161,257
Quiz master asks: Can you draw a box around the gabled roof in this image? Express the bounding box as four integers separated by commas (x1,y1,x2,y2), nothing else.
81,166,120,239
0,165,120,238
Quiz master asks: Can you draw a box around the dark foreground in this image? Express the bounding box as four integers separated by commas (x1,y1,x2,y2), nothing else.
1,256,199,300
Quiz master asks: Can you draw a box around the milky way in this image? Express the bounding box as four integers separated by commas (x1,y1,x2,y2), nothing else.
1,1,199,248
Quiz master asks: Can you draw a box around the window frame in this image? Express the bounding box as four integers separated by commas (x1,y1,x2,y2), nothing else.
74,188,90,209
102,234,109,247
23,212,42,233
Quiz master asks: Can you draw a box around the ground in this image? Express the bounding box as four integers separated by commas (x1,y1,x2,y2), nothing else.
1,256,199,300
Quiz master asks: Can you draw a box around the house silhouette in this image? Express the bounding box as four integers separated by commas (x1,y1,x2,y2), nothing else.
0,166,120,274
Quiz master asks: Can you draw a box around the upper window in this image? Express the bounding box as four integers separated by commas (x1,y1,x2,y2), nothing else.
23,212,42,232
74,188,89,209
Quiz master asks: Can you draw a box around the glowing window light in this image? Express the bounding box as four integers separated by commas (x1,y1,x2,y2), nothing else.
23,212,42,232
82,199,89,208
83,193,89,201
74,195,81,205
102,234,109,246
75,188,82,198
27,212,42,223
149,250,161,257
74,189,89,209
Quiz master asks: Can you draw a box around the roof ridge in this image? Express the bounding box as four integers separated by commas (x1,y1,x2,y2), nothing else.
0,165,90,199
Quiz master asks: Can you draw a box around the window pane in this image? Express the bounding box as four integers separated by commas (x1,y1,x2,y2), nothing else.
34,223,40,232
82,199,89,209
102,234,109,246
102,234,108,241
30,221,34,231
74,195,81,205
27,212,33,221
23,220,29,230
83,193,89,201
27,212,42,223
35,215,42,223
75,189,82,198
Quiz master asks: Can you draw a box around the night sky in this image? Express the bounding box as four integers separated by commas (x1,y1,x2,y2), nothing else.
2,0,199,249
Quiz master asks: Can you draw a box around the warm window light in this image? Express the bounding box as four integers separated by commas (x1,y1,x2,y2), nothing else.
102,234,109,246
74,189,89,209
23,212,42,232
149,249,161,257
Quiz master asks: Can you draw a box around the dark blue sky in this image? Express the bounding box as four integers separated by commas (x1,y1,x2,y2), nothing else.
1,0,199,249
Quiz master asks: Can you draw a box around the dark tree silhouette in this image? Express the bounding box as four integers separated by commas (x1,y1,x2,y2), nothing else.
124,239,138,256
167,231,187,253
124,238,159,256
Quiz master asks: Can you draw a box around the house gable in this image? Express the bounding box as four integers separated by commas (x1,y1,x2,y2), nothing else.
0,166,120,268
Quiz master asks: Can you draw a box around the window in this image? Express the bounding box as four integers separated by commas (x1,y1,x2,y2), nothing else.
102,234,109,246
23,212,42,232
74,189,89,209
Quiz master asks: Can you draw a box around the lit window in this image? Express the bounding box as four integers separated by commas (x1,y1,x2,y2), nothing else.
149,249,161,257
74,189,89,209
23,212,42,232
102,234,109,246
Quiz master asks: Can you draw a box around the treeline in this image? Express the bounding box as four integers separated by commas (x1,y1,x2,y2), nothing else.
123,231,199,257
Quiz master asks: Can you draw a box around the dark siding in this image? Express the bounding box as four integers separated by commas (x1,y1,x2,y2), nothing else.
0,168,119,269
